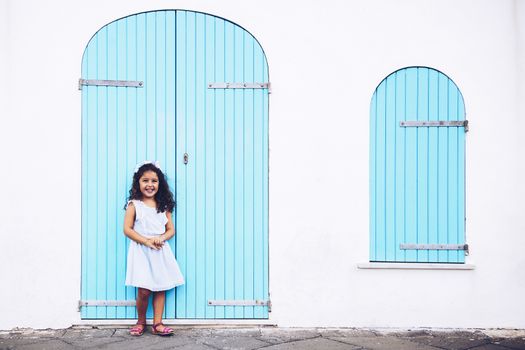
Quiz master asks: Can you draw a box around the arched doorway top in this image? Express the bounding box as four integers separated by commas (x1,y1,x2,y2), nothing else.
81,9,269,76
372,66,465,115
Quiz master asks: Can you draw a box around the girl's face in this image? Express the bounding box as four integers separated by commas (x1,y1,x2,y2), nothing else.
139,170,159,199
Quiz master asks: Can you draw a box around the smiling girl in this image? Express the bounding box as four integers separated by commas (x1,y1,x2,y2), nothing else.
123,161,184,336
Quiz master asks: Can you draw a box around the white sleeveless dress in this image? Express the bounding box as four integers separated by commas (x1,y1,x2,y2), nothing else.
125,199,185,291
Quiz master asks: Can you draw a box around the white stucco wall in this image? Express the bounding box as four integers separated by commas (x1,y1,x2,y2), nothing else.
517,0,525,230
0,0,8,156
0,0,524,330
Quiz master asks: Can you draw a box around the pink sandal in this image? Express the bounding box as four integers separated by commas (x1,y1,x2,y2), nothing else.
129,322,146,336
151,322,174,336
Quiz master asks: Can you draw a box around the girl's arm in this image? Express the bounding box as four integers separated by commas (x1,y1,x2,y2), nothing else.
123,203,159,250
161,211,175,241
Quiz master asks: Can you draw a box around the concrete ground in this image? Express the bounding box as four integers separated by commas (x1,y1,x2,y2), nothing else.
1,326,525,350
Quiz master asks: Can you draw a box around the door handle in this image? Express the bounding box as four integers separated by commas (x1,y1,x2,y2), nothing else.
183,153,189,165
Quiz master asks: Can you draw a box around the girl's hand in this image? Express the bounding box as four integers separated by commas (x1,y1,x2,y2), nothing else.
144,238,161,250
152,236,164,247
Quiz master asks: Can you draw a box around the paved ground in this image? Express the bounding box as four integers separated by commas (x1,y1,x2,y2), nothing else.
1,326,525,350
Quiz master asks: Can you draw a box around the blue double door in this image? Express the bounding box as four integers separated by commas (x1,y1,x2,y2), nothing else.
81,10,269,319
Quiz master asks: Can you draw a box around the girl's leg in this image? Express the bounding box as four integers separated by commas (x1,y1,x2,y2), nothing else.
152,291,167,329
136,287,151,324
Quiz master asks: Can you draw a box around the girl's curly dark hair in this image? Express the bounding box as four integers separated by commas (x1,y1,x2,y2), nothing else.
126,163,175,213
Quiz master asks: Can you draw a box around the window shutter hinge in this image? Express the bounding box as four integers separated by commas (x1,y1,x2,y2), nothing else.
400,243,469,256
400,120,469,132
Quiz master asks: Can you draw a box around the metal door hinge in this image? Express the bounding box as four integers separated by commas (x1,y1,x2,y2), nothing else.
208,299,271,311
78,79,144,90
78,300,136,312
207,82,271,93
400,243,469,255
400,120,469,132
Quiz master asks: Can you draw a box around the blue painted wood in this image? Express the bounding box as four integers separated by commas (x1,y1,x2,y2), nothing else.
115,17,128,319
81,10,269,319
370,67,466,263
173,10,269,319
394,71,406,262
369,92,377,261
214,16,226,319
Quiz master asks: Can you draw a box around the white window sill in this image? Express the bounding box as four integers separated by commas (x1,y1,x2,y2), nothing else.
357,262,475,270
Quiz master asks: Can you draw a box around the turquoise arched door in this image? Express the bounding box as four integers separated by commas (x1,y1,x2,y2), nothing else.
80,10,269,319
370,67,467,263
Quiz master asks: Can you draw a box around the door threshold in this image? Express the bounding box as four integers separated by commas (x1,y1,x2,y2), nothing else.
74,319,277,328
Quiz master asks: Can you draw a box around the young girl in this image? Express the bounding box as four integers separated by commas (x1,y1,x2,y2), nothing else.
123,161,184,336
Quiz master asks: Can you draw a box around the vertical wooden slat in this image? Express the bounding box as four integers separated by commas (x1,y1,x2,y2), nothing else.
80,44,89,319
195,12,206,318
223,19,235,319
212,15,226,319
233,24,245,319
136,13,147,168
115,17,128,319
385,74,396,261
106,21,118,319
369,93,377,261
447,79,459,263
125,14,138,319
186,10,198,318
427,69,439,263
252,44,266,318
145,12,155,162
457,96,466,263
164,10,176,318
243,30,255,319
404,68,418,262
394,70,406,262
416,67,429,262
156,11,167,175
262,59,269,318
96,26,108,318
253,44,264,318
437,72,449,263
204,13,216,319
85,35,97,314
375,81,386,261
175,10,188,318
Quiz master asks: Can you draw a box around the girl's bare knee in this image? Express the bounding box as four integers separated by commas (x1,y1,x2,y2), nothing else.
138,288,152,298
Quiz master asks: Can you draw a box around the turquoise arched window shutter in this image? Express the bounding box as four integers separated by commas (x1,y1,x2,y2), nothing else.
370,67,467,263
80,10,269,319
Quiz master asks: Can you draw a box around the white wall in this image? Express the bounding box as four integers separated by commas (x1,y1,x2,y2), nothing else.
517,0,525,241
0,0,8,163
0,0,524,330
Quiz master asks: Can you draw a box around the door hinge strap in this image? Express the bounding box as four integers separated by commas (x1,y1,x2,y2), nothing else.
207,299,271,309
400,243,468,251
78,300,136,311
207,82,270,90
78,79,144,90
400,120,468,132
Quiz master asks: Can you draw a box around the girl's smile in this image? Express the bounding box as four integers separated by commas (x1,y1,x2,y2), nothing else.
139,170,159,198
